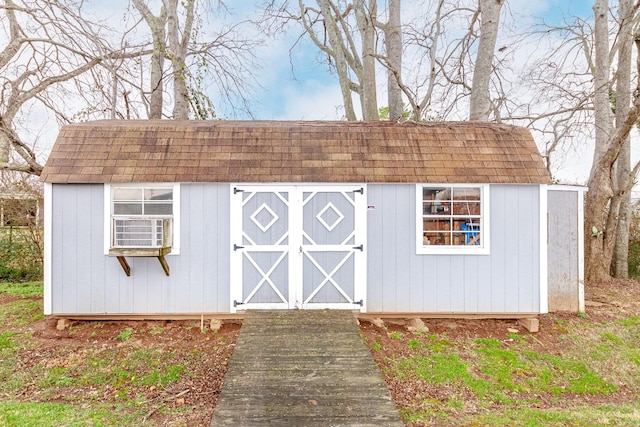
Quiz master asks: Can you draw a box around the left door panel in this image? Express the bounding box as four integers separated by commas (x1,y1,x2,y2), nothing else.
230,186,293,311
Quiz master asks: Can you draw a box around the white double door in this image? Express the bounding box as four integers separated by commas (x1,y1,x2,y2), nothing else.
230,185,366,312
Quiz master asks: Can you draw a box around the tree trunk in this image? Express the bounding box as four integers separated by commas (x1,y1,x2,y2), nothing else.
469,0,503,121
385,0,403,121
165,0,194,120
355,0,378,120
585,0,616,280
312,0,357,120
612,0,634,278
132,0,166,119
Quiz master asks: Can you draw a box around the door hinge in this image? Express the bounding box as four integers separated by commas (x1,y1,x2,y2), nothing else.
233,244,245,251
354,187,364,195
352,244,364,251
233,187,244,194
233,300,244,307
352,299,364,306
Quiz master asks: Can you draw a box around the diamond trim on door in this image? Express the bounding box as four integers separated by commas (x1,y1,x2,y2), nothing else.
250,203,279,232
316,202,344,231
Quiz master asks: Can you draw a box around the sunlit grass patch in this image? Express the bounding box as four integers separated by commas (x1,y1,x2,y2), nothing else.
0,298,43,327
468,402,640,427
0,281,43,298
0,401,140,427
0,331,19,351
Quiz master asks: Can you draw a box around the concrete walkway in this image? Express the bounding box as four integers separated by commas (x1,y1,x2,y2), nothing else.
211,310,403,426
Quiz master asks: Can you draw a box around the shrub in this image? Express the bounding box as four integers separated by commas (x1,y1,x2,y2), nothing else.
0,228,43,282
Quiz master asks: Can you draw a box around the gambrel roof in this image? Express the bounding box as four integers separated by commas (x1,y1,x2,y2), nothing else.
40,120,551,184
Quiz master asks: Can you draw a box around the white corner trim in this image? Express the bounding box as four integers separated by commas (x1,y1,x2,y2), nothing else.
577,188,585,313
539,184,549,314
43,183,53,315
172,183,181,255
103,184,111,255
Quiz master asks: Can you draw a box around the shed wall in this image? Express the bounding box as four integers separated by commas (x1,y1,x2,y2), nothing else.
49,183,542,315
50,184,230,315
366,184,541,314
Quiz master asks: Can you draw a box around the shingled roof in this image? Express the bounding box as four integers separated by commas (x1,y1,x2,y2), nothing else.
40,120,551,184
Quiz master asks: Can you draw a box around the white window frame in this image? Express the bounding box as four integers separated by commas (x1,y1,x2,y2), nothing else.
415,184,490,255
104,183,180,255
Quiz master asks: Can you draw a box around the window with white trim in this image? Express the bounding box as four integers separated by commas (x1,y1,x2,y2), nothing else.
416,184,489,254
105,184,180,254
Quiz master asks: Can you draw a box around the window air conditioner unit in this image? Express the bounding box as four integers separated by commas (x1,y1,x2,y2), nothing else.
111,217,172,249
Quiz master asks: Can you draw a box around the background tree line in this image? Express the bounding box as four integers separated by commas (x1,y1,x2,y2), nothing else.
1,0,639,282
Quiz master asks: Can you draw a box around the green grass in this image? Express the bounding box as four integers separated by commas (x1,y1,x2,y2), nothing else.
388,331,404,339
114,328,133,341
0,299,44,327
467,403,640,426
0,401,140,427
0,331,19,350
0,281,43,298
392,328,623,417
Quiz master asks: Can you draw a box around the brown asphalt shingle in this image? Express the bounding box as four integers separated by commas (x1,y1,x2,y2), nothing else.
40,120,551,184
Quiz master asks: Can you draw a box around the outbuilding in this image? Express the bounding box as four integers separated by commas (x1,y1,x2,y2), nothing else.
40,120,577,319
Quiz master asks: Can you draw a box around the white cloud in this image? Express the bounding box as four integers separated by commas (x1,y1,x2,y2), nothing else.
272,80,349,120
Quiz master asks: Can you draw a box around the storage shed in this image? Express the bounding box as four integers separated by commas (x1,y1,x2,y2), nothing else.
41,120,563,318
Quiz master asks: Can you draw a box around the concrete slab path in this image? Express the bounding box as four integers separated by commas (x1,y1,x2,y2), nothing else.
211,310,403,426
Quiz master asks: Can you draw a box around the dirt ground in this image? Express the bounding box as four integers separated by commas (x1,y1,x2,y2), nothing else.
4,279,640,426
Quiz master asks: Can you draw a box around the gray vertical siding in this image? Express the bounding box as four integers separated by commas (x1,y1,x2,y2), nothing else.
366,184,541,314
547,189,580,311
51,183,230,315
50,182,541,315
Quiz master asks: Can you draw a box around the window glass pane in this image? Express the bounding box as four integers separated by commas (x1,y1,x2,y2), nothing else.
113,188,142,201
144,203,173,215
452,201,480,216
145,188,172,201
423,187,451,215
452,187,480,200
459,219,481,246
423,218,451,231
422,218,452,246
114,203,143,215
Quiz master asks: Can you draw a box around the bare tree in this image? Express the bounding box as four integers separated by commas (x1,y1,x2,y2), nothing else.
469,0,504,121
585,0,640,280
611,0,638,278
0,0,141,175
263,0,380,120
131,0,166,119
376,0,403,120
130,0,260,119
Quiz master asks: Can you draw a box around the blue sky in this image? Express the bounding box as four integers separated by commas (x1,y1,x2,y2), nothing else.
83,1,597,121
231,1,598,121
